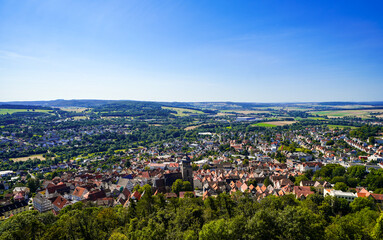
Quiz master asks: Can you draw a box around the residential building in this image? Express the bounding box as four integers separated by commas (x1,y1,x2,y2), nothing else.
33,193,52,213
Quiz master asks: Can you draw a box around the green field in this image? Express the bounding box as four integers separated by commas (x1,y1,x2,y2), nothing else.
307,117,326,120
311,110,382,118
313,111,350,117
162,107,204,116
326,124,358,129
0,109,52,115
252,122,277,128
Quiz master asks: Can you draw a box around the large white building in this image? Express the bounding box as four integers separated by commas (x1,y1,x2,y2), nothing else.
324,189,357,202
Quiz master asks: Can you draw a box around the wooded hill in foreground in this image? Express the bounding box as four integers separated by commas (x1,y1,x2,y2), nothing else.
1,188,383,240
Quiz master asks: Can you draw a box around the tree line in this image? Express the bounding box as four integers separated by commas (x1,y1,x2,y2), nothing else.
1,187,383,240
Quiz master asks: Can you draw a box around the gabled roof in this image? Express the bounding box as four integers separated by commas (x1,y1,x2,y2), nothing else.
131,191,141,200
72,186,87,198
370,193,383,201
165,192,177,198
52,195,68,210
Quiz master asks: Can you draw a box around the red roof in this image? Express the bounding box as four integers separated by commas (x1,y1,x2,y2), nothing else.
131,191,141,200
72,187,87,198
53,195,68,210
370,193,383,201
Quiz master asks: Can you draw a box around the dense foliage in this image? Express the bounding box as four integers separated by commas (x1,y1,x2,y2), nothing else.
1,190,383,240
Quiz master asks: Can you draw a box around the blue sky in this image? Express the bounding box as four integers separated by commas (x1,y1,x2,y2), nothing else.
1,0,382,102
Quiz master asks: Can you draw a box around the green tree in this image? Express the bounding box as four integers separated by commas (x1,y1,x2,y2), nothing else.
199,218,230,240
171,179,192,195
279,206,326,240
326,210,378,240
350,197,376,212
263,177,273,187
334,182,349,191
27,178,40,193
372,213,383,240
294,175,309,186
347,165,367,179
109,232,128,240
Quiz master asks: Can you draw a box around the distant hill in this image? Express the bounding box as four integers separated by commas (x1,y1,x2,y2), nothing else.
1,99,383,111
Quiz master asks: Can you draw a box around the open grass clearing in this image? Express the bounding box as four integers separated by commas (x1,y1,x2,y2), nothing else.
312,109,383,118
0,109,52,115
322,104,375,109
252,123,277,127
307,117,326,120
72,116,88,120
253,121,297,127
326,124,358,129
265,121,297,126
162,107,204,116
216,112,235,116
60,107,89,112
184,124,208,131
11,154,46,162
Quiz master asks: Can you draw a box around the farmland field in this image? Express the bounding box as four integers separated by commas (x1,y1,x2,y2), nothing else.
326,124,358,129
184,124,208,131
221,110,270,114
252,123,277,127
307,117,326,120
216,112,235,116
0,109,52,115
253,121,297,127
72,116,88,120
312,109,383,118
60,107,89,112
162,107,204,116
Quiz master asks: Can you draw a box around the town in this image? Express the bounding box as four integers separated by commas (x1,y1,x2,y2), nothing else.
1,101,383,234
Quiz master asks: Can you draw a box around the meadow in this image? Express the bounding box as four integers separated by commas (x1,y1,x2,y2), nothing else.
325,124,358,129
11,154,46,162
162,107,205,116
253,121,297,127
0,109,52,115
252,122,277,127
312,109,383,118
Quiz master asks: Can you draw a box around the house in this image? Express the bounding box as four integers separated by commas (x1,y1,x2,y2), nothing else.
0,200,29,220
52,195,70,215
13,186,30,195
313,181,331,194
45,183,71,199
71,186,88,201
300,181,315,187
165,192,177,199
96,197,114,207
298,162,322,172
179,191,195,198
85,189,106,201
275,178,294,189
293,186,314,199
116,188,131,205
370,193,383,204
123,191,142,207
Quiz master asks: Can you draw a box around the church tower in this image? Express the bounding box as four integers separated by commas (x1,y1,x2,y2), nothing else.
181,159,193,188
